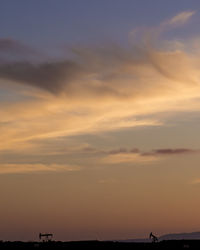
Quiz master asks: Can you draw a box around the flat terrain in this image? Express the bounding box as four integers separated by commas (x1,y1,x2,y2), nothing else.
0,240,199,249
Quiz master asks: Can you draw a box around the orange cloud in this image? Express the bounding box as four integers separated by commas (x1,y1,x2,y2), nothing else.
1,11,200,164
0,163,81,174
102,152,157,164
102,147,198,164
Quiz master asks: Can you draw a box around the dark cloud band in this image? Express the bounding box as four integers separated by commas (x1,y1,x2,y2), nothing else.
0,61,82,94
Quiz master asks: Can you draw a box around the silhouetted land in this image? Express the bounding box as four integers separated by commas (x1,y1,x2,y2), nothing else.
0,240,199,249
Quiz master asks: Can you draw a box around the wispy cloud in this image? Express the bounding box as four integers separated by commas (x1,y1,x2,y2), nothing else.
0,163,81,174
0,11,200,156
163,11,196,27
191,178,200,185
144,148,198,156
0,61,83,94
102,152,156,164
0,38,43,61
102,147,198,164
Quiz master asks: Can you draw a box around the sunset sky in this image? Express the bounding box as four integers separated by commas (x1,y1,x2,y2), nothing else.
1,0,200,241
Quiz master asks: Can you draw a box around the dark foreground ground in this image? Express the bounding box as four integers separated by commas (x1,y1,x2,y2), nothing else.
0,240,199,249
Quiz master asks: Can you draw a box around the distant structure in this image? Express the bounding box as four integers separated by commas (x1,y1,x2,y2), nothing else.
39,233,53,242
149,232,158,243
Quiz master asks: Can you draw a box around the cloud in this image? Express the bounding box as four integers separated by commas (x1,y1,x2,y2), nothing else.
102,152,156,164
129,10,196,45
151,148,197,155
1,11,200,155
108,148,129,154
0,36,198,100
0,96,159,152
0,61,83,94
163,11,195,27
101,147,198,164
141,148,199,158
191,179,200,185
0,145,197,172
0,12,198,100
0,38,43,62
0,163,81,174
106,147,197,156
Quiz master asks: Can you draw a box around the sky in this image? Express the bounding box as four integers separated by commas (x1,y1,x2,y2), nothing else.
1,0,200,241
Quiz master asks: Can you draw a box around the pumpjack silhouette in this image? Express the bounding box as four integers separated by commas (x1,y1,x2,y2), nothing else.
149,232,158,243
39,233,53,242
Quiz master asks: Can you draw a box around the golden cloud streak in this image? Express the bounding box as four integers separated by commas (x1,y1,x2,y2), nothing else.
0,11,200,156
102,153,157,164
0,163,81,174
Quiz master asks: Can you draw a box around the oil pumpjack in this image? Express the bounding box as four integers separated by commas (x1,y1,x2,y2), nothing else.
149,232,158,243
39,233,53,242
